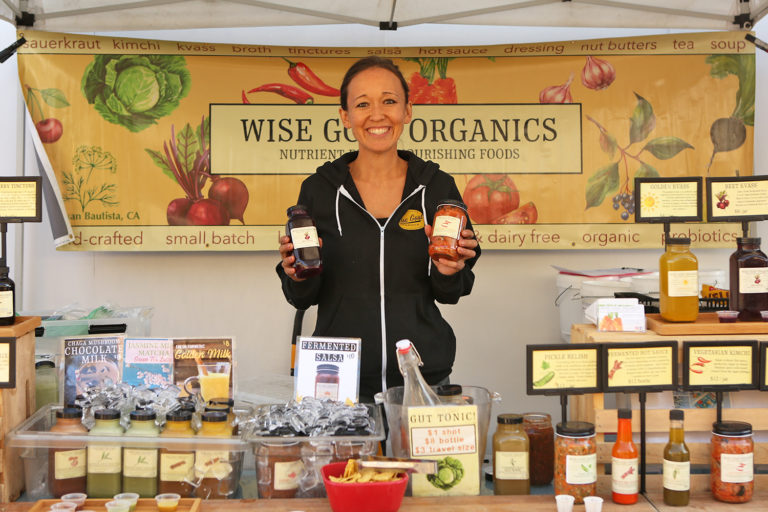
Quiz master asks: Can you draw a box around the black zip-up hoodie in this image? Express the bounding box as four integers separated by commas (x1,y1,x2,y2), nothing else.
277,150,480,401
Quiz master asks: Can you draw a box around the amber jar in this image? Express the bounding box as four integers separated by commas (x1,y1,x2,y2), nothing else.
428,200,468,262
255,441,304,499
286,205,322,279
659,237,699,322
729,237,768,321
493,414,529,495
314,364,339,401
554,421,596,504
711,421,753,503
48,407,88,497
523,412,554,486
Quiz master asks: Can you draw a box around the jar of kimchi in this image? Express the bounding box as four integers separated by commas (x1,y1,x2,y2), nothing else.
554,421,596,504
711,421,753,503
428,200,468,262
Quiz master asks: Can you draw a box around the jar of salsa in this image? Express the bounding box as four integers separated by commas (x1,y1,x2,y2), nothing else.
659,237,699,322
255,441,303,499
554,421,596,504
314,364,339,401
711,421,753,503
428,200,468,262
523,412,554,486
286,204,322,279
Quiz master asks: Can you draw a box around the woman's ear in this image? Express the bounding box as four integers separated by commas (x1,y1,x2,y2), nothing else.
339,107,351,129
405,101,413,124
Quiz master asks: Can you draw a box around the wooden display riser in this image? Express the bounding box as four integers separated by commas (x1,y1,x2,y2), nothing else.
646,488,768,511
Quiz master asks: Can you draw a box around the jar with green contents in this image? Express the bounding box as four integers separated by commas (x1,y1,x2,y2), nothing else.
35,360,58,411
87,409,124,498
122,410,159,497
159,409,195,497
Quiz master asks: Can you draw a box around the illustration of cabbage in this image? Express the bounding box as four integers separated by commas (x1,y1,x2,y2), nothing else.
81,55,191,132
427,456,464,490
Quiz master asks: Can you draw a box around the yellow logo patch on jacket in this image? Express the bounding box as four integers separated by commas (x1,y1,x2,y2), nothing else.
399,209,424,230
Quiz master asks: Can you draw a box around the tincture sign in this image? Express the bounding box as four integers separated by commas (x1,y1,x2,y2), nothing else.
294,336,361,403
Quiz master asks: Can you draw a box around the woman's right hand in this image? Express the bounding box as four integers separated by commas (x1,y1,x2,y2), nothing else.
279,235,322,282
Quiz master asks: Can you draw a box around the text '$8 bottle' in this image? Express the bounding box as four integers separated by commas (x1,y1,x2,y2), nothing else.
395,339,440,457
611,408,638,504
286,205,322,279
663,409,690,506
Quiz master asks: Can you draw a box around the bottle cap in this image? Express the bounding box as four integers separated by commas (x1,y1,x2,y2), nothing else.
166,409,193,422
129,409,157,421
497,413,523,425
208,397,235,407
618,408,632,419
670,409,684,421
713,421,752,436
201,410,228,423
436,199,467,212
287,204,309,217
436,384,463,397
56,407,83,419
737,237,761,245
94,409,121,420
396,339,412,354
666,237,691,245
35,360,55,369
0,266,8,274
556,421,595,437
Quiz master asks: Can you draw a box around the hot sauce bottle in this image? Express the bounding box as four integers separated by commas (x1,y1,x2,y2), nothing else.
286,205,322,278
428,200,468,262
611,408,638,504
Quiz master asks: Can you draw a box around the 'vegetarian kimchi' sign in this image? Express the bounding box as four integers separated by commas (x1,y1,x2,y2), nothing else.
16,30,753,251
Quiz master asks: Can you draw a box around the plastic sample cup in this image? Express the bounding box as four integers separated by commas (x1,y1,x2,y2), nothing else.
555,494,575,512
716,310,739,323
104,502,130,512
155,493,181,512
49,503,77,512
761,311,768,322
60,493,87,509
584,496,604,512
112,493,139,512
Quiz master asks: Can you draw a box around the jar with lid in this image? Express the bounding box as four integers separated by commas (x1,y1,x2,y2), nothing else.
122,409,159,497
87,409,124,498
256,441,303,499
729,237,768,321
554,421,596,504
159,409,195,497
436,384,469,405
195,411,235,499
206,398,235,432
428,200,468,262
0,265,15,326
522,412,554,486
659,237,699,322
492,413,529,495
35,359,58,411
711,421,753,503
314,364,339,401
48,407,88,497
286,204,322,278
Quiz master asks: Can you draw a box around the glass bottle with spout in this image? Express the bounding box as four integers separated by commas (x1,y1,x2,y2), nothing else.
395,339,440,456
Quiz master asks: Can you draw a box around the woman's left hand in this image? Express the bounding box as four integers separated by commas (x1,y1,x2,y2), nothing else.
425,225,479,276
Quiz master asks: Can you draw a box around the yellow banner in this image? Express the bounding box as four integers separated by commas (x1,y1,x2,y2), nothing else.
16,30,754,251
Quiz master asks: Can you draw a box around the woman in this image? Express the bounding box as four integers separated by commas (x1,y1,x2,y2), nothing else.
277,56,480,403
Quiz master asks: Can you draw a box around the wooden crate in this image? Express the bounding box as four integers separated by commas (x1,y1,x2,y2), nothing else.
0,316,41,502
570,323,768,493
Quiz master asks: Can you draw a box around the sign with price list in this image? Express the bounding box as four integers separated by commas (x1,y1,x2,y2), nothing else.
682,340,758,391
603,342,677,392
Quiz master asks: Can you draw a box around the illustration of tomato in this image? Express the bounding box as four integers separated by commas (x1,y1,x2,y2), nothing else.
491,202,538,224
462,174,520,224
404,58,458,104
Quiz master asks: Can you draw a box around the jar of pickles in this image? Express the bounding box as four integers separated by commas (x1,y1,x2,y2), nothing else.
711,421,753,503
523,412,554,486
554,421,596,504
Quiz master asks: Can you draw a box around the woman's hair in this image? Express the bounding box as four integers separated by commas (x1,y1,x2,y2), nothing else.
339,56,409,111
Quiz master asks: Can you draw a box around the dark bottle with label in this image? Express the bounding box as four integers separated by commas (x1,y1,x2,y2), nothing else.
286,205,322,279
0,266,15,326
729,237,768,321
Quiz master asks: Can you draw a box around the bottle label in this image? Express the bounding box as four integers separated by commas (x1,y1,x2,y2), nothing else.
160,453,195,482
123,448,158,478
432,215,461,239
87,445,121,473
0,290,13,318
314,382,338,401
274,460,304,491
739,267,768,294
54,449,86,479
611,456,638,494
667,270,698,297
195,450,231,479
720,452,753,483
565,453,596,484
290,226,319,249
494,451,528,480
663,459,690,491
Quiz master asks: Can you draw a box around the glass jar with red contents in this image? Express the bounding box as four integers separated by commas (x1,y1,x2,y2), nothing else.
554,421,596,504
428,200,468,262
711,421,753,503
523,412,554,486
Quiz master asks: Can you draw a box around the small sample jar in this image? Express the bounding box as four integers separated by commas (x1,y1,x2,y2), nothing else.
255,441,303,499
554,421,596,504
729,237,768,321
286,204,322,279
711,421,753,503
436,384,468,405
314,364,339,401
428,200,468,262
523,412,554,486
659,237,699,322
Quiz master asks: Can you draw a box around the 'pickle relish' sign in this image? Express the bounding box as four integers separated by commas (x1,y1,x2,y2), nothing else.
603,342,677,392
294,336,361,403
682,340,758,391
526,344,602,395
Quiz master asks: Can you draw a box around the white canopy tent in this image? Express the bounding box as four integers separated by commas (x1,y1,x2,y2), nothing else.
0,0,766,32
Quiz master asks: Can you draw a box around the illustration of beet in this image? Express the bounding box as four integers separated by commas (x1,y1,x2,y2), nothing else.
167,197,193,225
208,177,249,224
186,198,230,226
706,117,747,173
581,56,616,90
539,74,573,103
25,84,69,143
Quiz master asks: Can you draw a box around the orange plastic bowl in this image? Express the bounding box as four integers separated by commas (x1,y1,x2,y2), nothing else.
322,461,408,512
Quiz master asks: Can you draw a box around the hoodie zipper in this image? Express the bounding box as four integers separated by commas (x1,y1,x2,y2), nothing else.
338,184,425,394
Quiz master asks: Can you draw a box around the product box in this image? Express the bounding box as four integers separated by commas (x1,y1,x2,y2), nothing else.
585,298,646,332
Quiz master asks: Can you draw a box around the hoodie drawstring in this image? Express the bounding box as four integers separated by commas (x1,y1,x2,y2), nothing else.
335,187,343,236
421,188,432,276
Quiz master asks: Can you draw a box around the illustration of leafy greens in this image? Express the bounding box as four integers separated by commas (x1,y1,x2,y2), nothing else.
427,456,465,490
81,55,191,132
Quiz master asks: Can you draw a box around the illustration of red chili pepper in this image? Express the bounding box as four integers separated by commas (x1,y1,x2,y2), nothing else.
690,367,703,374
241,90,250,104
698,356,712,364
247,84,314,104
608,359,623,380
691,362,705,367
404,57,457,104
283,58,340,96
